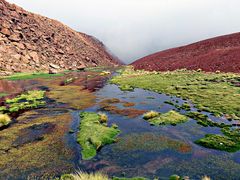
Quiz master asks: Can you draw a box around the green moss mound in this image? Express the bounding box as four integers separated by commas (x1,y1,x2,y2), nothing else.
144,110,188,126
195,134,240,152
1,90,46,114
77,112,121,160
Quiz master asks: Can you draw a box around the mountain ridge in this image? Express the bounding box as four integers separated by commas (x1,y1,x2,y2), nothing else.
132,32,240,73
0,0,121,75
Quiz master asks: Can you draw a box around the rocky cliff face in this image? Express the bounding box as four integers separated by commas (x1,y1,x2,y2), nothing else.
132,32,240,73
0,0,121,75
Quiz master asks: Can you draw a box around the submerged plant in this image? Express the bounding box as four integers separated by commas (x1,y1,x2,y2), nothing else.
77,112,120,160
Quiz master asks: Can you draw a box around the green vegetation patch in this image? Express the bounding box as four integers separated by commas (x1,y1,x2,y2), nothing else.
186,112,230,128
119,84,134,91
2,72,64,81
111,67,240,120
77,112,120,160
144,110,188,126
196,127,240,152
195,134,240,152
0,93,8,98
1,90,46,114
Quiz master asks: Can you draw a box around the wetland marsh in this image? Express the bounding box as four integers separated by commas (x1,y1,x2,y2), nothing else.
0,67,240,180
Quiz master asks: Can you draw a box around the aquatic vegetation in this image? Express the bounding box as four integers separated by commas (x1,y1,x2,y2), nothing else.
77,112,120,160
98,112,108,123
2,72,64,81
100,71,111,76
1,90,46,114
47,85,96,110
145,110,189,126
119,84,134,91
111,68,240,119
113,133,191,153
169,175,181,180
195,125,240,152
0,114,11,128
0,113,75,179
186,112,229,128
164,100,175,106
180,103,191,111
162,152,240,179
195,134,240,152
143,111,159,120
122,102,135,107
100,98,121,104
99,99,146,118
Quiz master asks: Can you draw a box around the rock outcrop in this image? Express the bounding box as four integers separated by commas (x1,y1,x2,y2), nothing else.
0,0,121,74
132,32,240,73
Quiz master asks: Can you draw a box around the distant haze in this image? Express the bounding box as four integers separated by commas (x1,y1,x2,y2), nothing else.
7,0,240,63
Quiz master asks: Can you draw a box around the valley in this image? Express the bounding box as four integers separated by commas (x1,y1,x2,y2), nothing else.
0,67,239,179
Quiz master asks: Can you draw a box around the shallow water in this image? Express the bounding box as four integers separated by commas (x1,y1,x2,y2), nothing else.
69,84,240,180
1,77,240,180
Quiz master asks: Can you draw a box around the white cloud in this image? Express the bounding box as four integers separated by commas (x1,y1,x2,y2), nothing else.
6,0,240,63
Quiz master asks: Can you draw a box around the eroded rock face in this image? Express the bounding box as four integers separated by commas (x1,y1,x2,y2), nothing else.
0,0,121,73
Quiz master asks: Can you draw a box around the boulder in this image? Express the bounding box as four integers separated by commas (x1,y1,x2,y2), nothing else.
48,68,58,74
49,63,60,69
0,28,11,36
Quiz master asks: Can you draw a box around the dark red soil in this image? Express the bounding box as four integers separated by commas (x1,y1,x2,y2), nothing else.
132,32,240,73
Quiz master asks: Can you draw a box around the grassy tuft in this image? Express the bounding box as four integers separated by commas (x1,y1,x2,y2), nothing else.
145,110,188,126
98,112,108,123
143,111,159,120
0,114,11,128
61,171,109,180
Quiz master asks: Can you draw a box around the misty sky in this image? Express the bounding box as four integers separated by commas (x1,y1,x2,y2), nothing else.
6,0,240,63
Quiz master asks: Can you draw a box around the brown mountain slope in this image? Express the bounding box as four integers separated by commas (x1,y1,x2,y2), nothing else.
132,32,240,73
0,0,121,74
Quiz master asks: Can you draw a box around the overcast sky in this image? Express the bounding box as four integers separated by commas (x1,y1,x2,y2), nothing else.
6,0,240,63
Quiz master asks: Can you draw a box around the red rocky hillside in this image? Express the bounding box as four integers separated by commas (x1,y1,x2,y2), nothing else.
132,32,240,73
0,0,121,75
